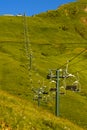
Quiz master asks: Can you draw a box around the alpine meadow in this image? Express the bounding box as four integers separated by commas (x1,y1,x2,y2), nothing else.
0,0,87,130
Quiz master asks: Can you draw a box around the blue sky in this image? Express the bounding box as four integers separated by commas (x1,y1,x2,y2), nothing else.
0,0,76,16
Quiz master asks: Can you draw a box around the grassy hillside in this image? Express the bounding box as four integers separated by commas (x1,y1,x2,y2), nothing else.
0,90,85,130
0,0,87,129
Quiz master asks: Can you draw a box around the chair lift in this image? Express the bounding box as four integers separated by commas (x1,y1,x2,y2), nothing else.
64,61,78,91
65,73,81,92
49,80,57,92
72,72,81,92
60,86,66,95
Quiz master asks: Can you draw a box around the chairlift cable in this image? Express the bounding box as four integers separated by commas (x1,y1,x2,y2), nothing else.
68,48,87,63
58,48,87,69
23,13,42,79
23,14,30,52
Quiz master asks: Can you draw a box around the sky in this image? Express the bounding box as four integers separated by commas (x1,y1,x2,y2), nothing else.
0,0,76,16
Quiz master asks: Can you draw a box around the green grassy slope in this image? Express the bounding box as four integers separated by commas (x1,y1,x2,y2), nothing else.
0,90,84,130
0,0,87,129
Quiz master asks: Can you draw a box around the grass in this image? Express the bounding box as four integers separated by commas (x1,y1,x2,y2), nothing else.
0,0,87,129
0,90,85,130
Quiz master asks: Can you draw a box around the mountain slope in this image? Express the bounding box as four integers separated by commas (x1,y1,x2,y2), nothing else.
0,90,84,130
0,0,87,129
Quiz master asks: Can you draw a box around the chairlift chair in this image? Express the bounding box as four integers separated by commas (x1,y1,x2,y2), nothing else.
50,87,57,92
43,91,49,94
60,86,66,95
65,85,77,91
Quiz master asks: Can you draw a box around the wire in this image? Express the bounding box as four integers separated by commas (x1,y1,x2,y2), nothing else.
58,48,87,69
68,48,87,63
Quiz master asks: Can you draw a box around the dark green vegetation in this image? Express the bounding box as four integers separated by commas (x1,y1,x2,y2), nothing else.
0,0,87,129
